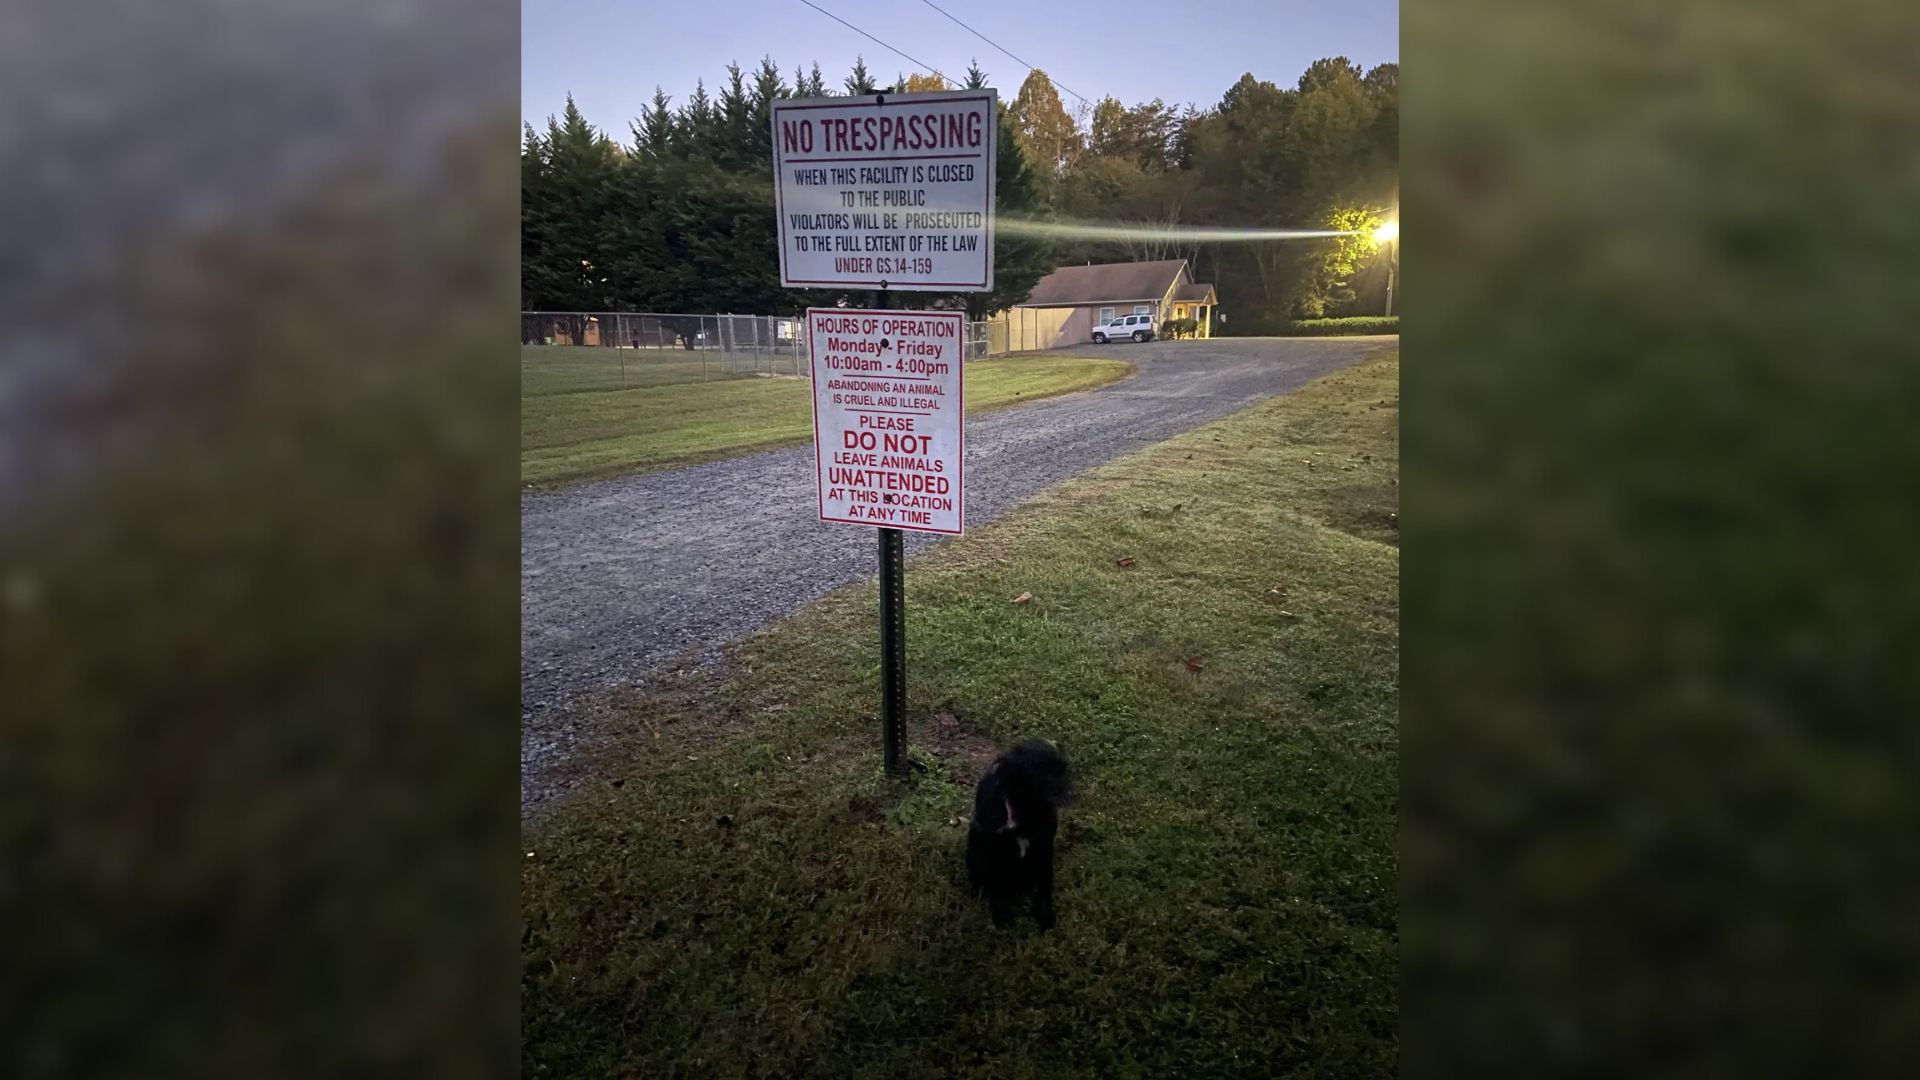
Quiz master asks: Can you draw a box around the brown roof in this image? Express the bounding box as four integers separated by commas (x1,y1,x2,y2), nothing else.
1174,283,1216,303
1019,259,1189,306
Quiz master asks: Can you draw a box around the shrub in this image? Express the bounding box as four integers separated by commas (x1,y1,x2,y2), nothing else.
1274,316,1399,337
1159,316,1201,339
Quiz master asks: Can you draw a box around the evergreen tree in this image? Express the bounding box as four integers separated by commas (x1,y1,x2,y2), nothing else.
521,121,546,177
633,88,675,158
747,57,786,168
527,96,621,310
547,94,614,164
1170,104,1203,169
844,56,876,96
678,80,715,162
716,63,753,170
521,123,558,316
964,59,988,90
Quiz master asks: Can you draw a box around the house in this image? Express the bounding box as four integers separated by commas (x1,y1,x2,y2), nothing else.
1013,258,1218,347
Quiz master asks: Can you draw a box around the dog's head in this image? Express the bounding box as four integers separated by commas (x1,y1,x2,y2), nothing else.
1003,739,1076,808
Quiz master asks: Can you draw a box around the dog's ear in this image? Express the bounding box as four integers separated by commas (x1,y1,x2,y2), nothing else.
1021,741,1076,806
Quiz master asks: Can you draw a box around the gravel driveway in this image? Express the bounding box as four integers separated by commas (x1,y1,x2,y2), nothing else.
522,335,1394,803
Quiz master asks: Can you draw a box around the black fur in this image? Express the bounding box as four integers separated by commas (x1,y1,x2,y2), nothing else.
966,740,1075,929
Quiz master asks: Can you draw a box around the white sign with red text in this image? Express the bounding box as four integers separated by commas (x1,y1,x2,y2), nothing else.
773,90,996,292
809,307,965,535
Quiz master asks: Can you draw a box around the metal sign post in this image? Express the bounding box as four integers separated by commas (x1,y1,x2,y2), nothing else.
874,285,908,778
878,523,908,777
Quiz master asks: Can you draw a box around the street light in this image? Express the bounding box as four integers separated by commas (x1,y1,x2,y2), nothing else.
1373,220,1398,316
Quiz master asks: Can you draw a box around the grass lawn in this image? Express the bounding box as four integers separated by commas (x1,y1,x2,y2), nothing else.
523,355,1134,487
523,344,769,395
521,353,1400,1078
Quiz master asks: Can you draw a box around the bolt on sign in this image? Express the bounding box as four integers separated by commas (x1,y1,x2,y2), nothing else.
773,89,997,291
808,308,964,535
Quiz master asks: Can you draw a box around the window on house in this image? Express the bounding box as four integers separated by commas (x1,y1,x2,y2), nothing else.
1099,307,1114,323
1134,304,1150,315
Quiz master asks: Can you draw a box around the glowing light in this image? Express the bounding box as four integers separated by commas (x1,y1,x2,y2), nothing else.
1372,221,1399,244
997,215,1359,244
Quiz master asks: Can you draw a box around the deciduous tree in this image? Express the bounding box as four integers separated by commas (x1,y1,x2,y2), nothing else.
1010,70,1081,182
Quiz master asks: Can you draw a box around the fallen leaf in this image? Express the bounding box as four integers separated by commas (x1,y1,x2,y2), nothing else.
1172,503,1184,512
1183,657,1205,672
1267,586,1287,598
1116,557,1137,568
1012,592,1033,605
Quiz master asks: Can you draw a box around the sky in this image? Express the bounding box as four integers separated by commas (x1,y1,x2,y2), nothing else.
523,0,1398,137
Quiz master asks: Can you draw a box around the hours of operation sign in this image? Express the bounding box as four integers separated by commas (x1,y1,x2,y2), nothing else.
773,90,997,292
808,308,964,535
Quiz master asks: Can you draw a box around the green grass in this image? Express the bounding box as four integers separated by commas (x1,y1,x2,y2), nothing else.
523,344,765,395
521,354,1400,1078
523,355,1134,487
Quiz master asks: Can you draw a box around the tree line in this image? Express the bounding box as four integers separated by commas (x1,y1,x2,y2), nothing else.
522,55,1397,336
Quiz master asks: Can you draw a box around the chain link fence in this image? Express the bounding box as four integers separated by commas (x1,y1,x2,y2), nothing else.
523,311,993,391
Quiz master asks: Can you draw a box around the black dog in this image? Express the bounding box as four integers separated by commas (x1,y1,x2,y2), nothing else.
966,740,1075,929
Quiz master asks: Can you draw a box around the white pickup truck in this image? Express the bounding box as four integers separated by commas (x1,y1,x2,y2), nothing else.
1090,313,1156,344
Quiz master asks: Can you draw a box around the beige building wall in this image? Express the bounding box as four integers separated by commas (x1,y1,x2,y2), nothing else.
986,306,1074,353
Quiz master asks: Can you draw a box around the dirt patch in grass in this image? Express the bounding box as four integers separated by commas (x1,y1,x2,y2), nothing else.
920,707,1005,786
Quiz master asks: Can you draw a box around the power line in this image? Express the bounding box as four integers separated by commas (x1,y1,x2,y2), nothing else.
793,0,958,89
915,0,1092,106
